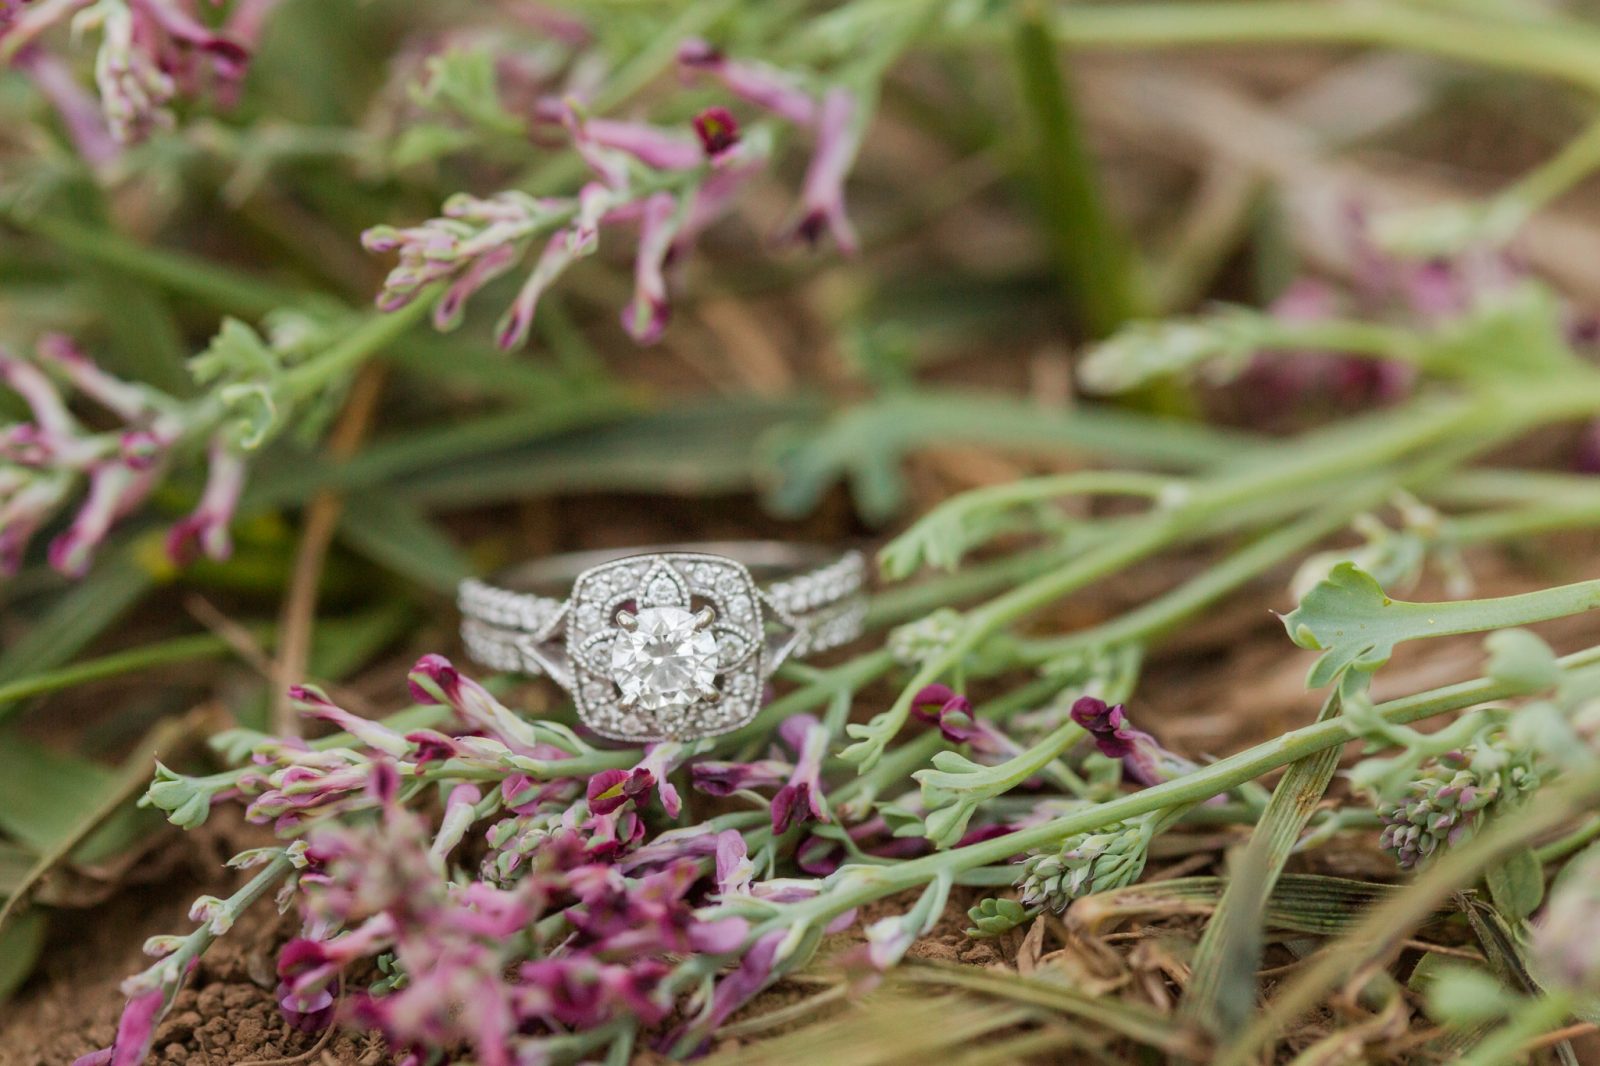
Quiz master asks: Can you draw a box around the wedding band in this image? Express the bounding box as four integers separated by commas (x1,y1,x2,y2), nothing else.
458,542,867,741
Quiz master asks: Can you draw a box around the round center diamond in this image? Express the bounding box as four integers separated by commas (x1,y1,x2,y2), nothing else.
610,606,719,712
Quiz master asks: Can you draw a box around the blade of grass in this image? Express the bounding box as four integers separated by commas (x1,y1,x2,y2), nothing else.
0,548,159,698
1218,762,1600,1065
338,490,471,593
0,910,45,1005
1072,874,1404,938
899,962,1203,1056
1011,4,1147,337
1182,692,1345,1038
0,630,256,727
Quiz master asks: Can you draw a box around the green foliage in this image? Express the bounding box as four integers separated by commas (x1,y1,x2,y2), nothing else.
1484,847,1545,923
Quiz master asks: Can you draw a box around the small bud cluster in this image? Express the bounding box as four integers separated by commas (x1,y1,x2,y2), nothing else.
1017,817,1154,911
1376,739,1539,869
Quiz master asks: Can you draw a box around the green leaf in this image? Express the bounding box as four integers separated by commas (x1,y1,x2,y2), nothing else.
0,909,45,1005
1485,847,1545,923
1280,564,1404,693
0,735,115,851
764,392,1251,524
391,124,480,169
1485,629,1561,694
1282,563,1600,694
1421,963,1517,1026
1425,283,1582,385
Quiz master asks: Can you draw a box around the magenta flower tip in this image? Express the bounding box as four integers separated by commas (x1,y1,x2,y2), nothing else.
407,653,459,704
693,106,740,157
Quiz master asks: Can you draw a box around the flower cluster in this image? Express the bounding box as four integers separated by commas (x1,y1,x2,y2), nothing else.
4,0,278,150
0,335,245,577
1016,816,1156,911
1376,739,1539,869
364,35,866,350
105,654,844,1065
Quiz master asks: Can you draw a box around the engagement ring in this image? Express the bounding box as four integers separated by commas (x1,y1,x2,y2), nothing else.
458,543,866,741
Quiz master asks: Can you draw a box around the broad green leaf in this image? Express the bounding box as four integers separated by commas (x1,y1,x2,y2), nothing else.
1485,847,1545,923
0,910,45,1005
0,735,115,851
0,550,157,702
1421,964,1517,1026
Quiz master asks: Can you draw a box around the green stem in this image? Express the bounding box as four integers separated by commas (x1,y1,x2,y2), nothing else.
847,394,1487,769
1534,815,1600,864
0,631,252,724
1041,2,1600,95
281,297,433,398
771,645,1600,946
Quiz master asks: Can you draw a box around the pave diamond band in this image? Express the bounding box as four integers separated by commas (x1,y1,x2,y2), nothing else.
458,542,867,741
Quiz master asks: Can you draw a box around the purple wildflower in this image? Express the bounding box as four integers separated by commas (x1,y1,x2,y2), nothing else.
8,0,268,145
677,39,817,125
783,87,861,253
276,939,338,1033
0,337,249,577
666,928,785,1055
691,758,792,796
714,828,754,895
164,437,246,565
407,654,560,757
1069,696,1196,787
770,715,830,833
622,191,679,344
693,106,740,157
13,45,120,165
588,742,685,817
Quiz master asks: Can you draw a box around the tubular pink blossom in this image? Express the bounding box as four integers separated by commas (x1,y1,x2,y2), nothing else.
770,715,831,833
430,783,484,864
13,46,120,166
433,244,518,332
166,437,246,565
0,347,76,435
0,474,71,573
677,39,817,126
291,685,411,758
106,986,164,1066
783,87,861,254
621,192,679,344
48,458,158,578
496,229,579,350
583,116,702,171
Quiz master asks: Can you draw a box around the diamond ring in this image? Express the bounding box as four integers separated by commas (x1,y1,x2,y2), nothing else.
458,543,867,741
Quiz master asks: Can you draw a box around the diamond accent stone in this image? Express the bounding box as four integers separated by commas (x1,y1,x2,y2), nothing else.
610,606,719,714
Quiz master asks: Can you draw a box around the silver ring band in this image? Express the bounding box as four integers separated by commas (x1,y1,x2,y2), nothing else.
458,542,866,741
